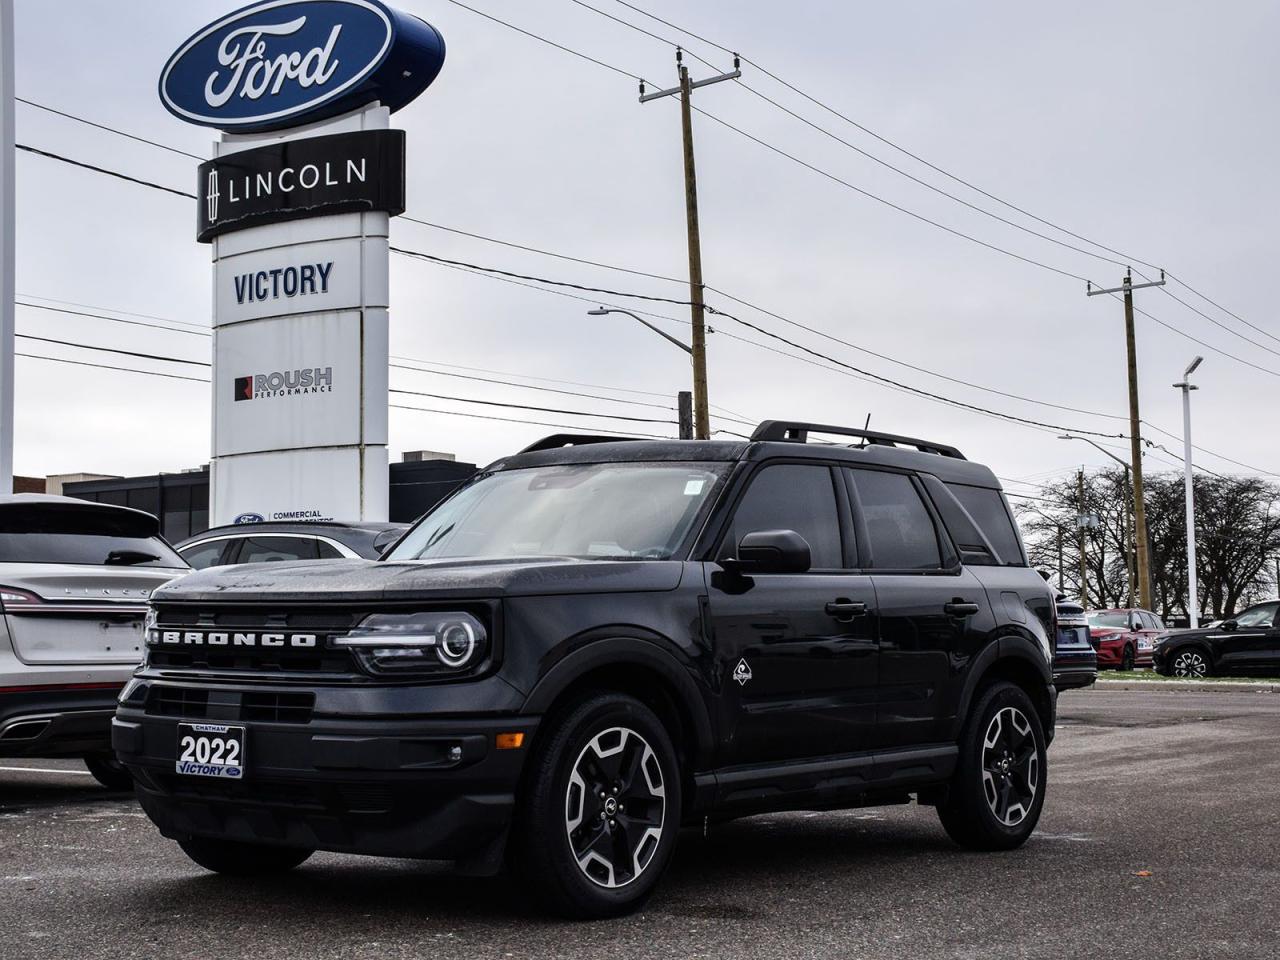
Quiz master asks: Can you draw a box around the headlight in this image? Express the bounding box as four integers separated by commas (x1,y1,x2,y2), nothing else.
143,606,158,633
331,611,489,676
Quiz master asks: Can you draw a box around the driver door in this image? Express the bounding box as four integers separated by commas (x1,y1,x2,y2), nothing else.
1219,602,1280,673
705,462,878,766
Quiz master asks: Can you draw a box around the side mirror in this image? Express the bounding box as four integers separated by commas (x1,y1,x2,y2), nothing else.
1220,619,1238,632
1130,616,1143,631
724,529,812,575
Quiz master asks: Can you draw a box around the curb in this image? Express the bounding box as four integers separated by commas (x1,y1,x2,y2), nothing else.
1093,679,1279,694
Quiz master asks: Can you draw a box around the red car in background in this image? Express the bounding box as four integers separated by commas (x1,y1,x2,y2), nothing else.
1086,608,1167,669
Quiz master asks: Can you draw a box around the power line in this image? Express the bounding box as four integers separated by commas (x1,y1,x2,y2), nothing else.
15,334,209,367
392,402,667,438
16,352,209,384
15,143,195,199
389,245,694,306
17,300,209,338
16,97,205,160
388,386,675,424
401,216,685,285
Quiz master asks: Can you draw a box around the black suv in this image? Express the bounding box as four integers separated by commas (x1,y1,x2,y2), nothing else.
1154,599,1280,677
114,421,1057,918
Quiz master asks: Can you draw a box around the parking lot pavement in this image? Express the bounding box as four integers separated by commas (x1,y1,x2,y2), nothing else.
1,688,1277,960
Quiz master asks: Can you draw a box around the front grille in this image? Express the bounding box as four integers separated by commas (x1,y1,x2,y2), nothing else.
148,605,363,677
147,648,354,674
147,686,210,719
145,686,315,725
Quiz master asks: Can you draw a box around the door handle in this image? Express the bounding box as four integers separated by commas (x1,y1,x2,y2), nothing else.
825,599,868,622
944,600,981,618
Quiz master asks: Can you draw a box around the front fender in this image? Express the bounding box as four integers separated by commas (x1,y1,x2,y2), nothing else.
519,633,717,769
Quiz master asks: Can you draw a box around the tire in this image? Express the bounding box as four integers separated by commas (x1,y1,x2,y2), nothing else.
1120,646,1135,672
83,752,134,791
938,681,1047,851
1170,647,1212,679
178,837,313,876
511,692,682,919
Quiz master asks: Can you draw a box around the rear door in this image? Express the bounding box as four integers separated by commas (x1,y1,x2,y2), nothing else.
846,468,997,749
706,462,878,765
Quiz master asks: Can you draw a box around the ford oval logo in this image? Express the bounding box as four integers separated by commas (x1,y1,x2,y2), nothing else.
233,512,266,524
159,0,445,133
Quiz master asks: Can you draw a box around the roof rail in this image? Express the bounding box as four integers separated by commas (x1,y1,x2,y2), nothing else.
518,434,642,455
749,420,966,460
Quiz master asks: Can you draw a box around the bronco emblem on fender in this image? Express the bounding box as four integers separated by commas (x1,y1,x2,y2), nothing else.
732,658,753,686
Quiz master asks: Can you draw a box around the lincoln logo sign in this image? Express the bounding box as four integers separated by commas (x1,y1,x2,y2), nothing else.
196,129,405,241
159,0,446,133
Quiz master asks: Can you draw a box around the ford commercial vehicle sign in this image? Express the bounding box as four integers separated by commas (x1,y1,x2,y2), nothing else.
159,0,446,133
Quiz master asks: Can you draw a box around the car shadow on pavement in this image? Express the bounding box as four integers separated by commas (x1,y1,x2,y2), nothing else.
133,809,960,925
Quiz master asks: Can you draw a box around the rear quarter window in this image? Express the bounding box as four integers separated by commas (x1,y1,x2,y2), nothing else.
946,483,1026,566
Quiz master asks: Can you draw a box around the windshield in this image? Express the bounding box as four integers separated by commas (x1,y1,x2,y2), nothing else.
386,462,728,562
0,504,185,567
1087,611,1131,629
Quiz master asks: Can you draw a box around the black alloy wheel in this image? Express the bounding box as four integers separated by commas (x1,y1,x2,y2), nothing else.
512,692,681,919
938,681,1047,850
1171,648,1211,678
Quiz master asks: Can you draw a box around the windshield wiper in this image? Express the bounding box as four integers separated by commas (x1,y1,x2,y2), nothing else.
105,549,160,566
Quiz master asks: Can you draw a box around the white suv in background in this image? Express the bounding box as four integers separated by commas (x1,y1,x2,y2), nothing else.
0,495,187,788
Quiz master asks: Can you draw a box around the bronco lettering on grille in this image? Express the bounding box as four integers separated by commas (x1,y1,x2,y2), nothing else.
151,630,317,648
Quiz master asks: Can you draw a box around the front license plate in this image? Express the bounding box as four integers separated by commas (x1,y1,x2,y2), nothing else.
176,722,245,779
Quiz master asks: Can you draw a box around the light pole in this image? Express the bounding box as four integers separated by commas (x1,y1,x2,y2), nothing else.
0,0,15,494
1174,356,1204,628
1059,434,1136,607
588,307,696,440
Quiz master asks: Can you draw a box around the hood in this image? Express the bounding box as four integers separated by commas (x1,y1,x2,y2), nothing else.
1089,626,1125,638
152,556,686,604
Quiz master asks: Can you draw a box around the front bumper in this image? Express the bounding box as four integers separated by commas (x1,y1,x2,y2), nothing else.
114,691,539,873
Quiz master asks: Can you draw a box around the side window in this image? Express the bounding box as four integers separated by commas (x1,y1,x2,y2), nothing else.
947,483,1026,565
316,540,344,559
723,464,843,569
1150,614,1166,631
1141,612,1160,631
236,536,319,564
848,469,942,570
179,540,226,570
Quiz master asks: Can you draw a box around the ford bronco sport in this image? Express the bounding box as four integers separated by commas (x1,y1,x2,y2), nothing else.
115,421,1057,918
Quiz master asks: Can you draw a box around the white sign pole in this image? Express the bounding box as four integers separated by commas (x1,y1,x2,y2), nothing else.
0,0,15,493
208,104,390,525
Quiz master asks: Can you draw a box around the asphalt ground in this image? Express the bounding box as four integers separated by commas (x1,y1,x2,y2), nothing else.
1,687,1277,960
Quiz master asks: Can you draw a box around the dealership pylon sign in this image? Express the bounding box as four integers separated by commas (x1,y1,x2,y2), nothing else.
160,0,445,525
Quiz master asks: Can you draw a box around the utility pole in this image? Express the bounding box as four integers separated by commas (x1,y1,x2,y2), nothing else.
0,0,15,493
677,391,693,441
640,50,740,440
1087,268,1167,609
1077,468,1089,607
1174,356,1204,628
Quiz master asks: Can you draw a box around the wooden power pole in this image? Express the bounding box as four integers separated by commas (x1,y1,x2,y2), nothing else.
1088,268,1166,609
640,50,740,440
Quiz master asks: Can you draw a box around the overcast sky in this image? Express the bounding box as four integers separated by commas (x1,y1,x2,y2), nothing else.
9,0,1279,501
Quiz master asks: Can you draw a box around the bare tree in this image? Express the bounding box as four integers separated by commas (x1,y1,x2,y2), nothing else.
1014,468,1280,619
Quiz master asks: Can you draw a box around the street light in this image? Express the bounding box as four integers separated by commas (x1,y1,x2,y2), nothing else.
1174,356,1204,628
587,307,696,439
1058,434,1137,607
586,307,692,355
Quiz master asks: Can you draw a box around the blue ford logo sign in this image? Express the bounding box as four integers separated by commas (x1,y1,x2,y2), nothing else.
159,0,445,132
233,513,266,524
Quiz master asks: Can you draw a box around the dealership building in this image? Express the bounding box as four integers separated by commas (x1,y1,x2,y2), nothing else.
34,452,475,543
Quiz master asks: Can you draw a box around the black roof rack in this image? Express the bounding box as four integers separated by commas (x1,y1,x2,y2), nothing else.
749,420,966,460
518,434,643,455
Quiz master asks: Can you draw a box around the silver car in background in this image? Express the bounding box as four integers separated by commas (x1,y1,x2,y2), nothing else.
0,495,187,788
